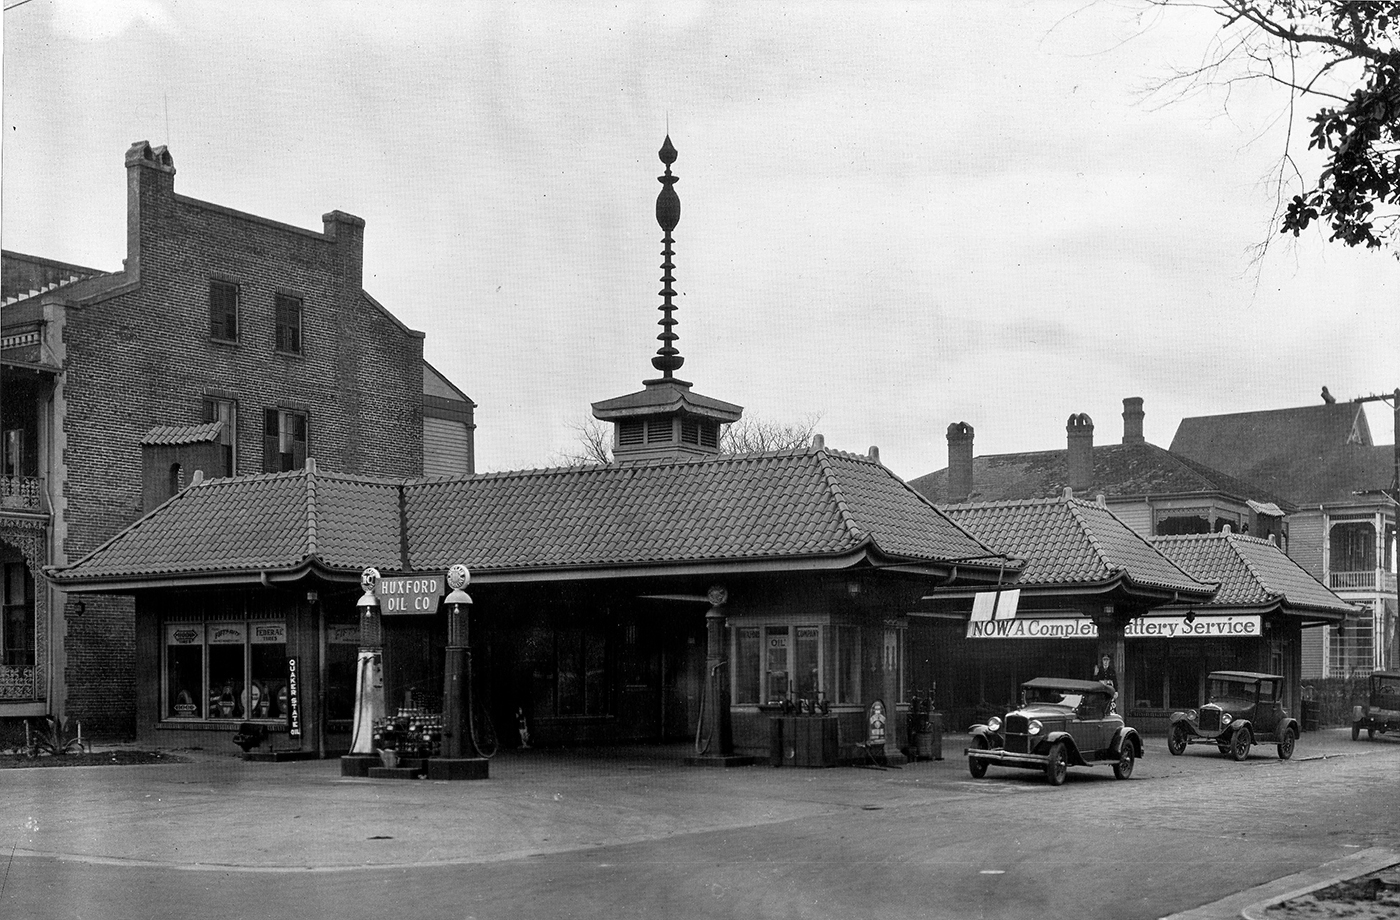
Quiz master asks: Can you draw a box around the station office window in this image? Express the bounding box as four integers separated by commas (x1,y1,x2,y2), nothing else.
164,619,288,721
733,625,823,704
209,280,239,342
274,293,303,355
263,408,308,472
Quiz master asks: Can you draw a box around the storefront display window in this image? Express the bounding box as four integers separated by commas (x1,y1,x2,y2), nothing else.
835,625,859,703
794,627,819,698
734,627,761,704
765,626,789,702
163,619,287,721
326,622,359,724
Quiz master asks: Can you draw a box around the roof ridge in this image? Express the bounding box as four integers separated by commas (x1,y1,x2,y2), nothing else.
812,448,866,544
1225,533,1281,601
304,464,319,560
1063,499,1114,578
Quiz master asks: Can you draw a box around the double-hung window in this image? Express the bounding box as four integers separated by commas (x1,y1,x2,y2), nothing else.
209,280,239,342
263,408,308,472
274,293,303,354
202,397,238,476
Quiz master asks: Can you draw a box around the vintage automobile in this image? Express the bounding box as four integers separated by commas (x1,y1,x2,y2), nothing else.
1352,670,1400,741
966,677,1143,787
1168,670,1298,761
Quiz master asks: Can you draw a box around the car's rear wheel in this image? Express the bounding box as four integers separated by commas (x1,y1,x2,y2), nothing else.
968,735,988,778
1352,722,1361,741
1113,743,1135,780
1045,742,1068,786
1168,724,1188,756
1277,728,1296,760
1230,728,1251,762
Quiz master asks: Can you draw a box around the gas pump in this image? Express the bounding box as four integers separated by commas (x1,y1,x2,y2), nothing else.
349,567,385,755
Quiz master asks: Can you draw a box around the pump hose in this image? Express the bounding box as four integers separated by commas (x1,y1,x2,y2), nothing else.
693,661,725,756
464,649,498,758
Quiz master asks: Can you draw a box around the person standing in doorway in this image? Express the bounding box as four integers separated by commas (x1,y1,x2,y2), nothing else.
1093,653,1118,693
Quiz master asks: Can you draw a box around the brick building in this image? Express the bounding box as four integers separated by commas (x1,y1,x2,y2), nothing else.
1,142,474,736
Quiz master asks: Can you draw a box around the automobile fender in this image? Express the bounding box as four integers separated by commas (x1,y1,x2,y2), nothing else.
1045,731,1085,765
1168,711,1191,726
969,725,1002,747
1111,727,1143,758
1225,717,1253,736
1353,705,1366,722
1278,717,1300,738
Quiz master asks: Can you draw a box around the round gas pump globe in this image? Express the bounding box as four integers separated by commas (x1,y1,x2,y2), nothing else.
360,567,380,593
447,564,471,591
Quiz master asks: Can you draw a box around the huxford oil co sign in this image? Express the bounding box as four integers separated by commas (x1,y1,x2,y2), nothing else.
378,575,444,616
966,614,1261,640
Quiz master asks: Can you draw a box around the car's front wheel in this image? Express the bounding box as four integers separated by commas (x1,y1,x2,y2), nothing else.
1277,728,1296,760
1230,728,1252,762
968,736,988,778
1045,742,1068,786
1113,743,1135,780
1168,724,1188,756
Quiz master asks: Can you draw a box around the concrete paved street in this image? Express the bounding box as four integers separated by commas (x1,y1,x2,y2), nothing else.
1,729,1396,919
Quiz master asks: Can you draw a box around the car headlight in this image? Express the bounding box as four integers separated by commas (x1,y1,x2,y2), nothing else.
987,716,1002,732
1027,720,1043,735
1222,712,1233,725
1187,710,1197,722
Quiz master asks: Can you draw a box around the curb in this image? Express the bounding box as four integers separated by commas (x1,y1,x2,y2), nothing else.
1159,848,1400,920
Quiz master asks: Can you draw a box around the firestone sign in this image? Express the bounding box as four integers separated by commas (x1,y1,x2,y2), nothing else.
966,614,1262,640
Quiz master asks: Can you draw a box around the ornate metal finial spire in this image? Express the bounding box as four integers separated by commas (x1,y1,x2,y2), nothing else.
652,135,683,377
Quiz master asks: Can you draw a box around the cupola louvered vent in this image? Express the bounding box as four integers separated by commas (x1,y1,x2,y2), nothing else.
646,417,672,443
700,422,718,449
619,420,644,447
681,418,700,444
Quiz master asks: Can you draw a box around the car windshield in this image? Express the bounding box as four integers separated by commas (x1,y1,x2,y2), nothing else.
1023,687,1086,709
1207,678,1255,704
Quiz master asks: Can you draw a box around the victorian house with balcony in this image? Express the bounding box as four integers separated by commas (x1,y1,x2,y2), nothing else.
1171,394,1398,678
0,141,475,735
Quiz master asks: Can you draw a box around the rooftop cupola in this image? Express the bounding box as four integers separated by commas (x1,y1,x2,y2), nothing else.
591,136,743,462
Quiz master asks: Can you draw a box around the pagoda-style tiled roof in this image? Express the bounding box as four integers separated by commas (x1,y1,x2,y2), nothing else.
911,441,1293,509
1171,402,1394,505
52,448,1009,589
942,495,1216,598
1151,532,1354,622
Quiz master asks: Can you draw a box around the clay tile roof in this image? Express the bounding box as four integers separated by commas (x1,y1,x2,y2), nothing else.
943,496,1215,596
52,448,1006,587
140,421,224,446
52,466,403,584
1150,532,1354,620
406,447,1000,573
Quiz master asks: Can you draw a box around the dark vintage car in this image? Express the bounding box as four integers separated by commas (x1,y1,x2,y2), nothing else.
1168,670,1298,761
966,677,1143,786
1352,670,1400,741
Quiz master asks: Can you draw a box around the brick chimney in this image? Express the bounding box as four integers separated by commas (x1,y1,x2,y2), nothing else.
125,140,176,281
1066,413,1094,492
323,210,366,293
946,421,974,503
1122,397,1145,445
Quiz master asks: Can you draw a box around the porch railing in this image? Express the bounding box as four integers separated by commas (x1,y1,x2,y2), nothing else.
0,476,46,513
0,664,39,701
1329,569,1399,593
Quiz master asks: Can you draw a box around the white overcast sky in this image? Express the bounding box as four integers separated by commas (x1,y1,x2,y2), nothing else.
3,0,1395,479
